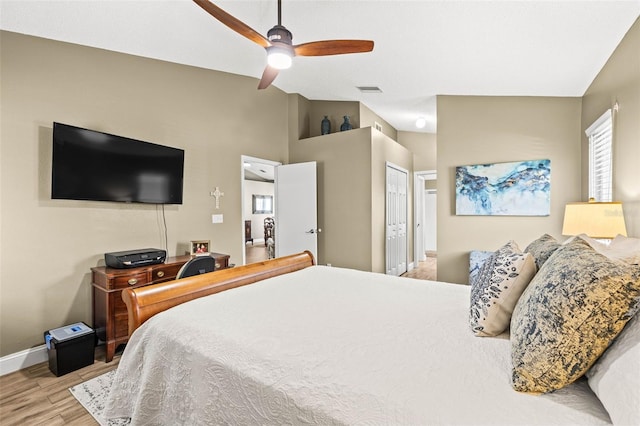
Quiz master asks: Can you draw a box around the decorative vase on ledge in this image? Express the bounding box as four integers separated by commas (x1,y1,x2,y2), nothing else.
340,116,352,131
321,116,331,135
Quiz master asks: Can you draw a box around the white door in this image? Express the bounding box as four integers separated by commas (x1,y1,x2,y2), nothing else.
275,162,318,261
386,163,408,276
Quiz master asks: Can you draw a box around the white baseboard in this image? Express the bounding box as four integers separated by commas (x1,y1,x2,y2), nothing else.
408,261,415,271
0,344,48,376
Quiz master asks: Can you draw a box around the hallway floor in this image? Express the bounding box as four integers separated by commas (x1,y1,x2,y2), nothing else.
402,252,437,281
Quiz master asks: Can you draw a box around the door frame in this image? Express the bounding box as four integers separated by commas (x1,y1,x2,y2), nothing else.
413,170,436,267
240,155,281,266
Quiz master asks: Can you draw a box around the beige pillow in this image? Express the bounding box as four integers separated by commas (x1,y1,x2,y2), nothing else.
510,237,640,393
469,241,536,337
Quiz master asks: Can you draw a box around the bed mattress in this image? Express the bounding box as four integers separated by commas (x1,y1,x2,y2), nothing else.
105,265,611,425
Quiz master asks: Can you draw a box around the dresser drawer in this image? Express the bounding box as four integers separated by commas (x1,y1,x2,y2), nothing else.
112,272,149,289
153,263,182,282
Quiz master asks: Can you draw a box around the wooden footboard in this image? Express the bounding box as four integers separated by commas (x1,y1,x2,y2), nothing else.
122,251,315,335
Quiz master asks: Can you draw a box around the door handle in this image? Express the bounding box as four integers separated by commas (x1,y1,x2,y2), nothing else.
306,228,322,234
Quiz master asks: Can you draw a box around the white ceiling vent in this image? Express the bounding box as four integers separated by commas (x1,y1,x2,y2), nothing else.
357,86,383,93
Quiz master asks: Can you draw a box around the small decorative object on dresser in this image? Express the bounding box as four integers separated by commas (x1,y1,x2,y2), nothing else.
321,115,331,135
190,240,210,255
340,115,352,131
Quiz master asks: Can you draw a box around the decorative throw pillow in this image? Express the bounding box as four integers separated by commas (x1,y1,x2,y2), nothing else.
469,250,494,284
510,237,640,393
469,241,536,337
524,233,561,270
586,313,640,426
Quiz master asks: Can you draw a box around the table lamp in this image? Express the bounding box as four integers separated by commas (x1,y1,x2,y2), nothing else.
562,201,627,241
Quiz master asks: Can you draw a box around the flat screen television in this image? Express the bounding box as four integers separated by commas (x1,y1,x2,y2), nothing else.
52,122,184,204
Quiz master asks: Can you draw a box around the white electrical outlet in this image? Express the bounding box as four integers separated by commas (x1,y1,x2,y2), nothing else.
212,214,223,224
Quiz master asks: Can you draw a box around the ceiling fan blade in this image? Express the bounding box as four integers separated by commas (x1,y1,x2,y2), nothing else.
193,0,271,48
257,65,279,90
294,40,374,57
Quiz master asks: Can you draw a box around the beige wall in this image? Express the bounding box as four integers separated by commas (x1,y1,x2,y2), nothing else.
397,131,437,171
307,100,360,138
304,99,399,141
582,17,640,237
290,129,373,270
437,96,582,284
360,103,398,141
287,93,311,141
290,127,413,273
0,32,289,356
371,130,414,273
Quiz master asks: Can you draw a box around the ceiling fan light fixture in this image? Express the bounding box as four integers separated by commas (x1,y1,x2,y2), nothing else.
267,46,293,69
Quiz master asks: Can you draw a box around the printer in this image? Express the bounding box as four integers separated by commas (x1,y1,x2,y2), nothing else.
105,248,166,269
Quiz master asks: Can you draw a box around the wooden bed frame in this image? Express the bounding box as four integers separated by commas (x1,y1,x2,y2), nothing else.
122,251,315,335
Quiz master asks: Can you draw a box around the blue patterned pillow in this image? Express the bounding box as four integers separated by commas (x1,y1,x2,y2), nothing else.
470,241,536,337
469,250,494,284
511,237,640,393
524,234,561,270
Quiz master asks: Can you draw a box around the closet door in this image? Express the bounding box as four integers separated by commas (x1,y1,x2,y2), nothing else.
386,163,408,276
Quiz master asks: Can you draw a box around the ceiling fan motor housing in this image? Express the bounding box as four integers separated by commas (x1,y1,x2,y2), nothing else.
267,25,293,45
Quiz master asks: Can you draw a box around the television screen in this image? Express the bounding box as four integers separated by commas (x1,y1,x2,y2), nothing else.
52,122,184,204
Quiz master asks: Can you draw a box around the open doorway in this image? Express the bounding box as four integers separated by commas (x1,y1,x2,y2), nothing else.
241,155,281,265
411,170,437,279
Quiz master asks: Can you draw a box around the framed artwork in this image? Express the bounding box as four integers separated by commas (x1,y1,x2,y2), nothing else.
455,159,551,216
190,240,210,255
252,194,273,214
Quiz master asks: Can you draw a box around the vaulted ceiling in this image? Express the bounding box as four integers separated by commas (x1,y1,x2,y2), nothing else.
2,0,639,134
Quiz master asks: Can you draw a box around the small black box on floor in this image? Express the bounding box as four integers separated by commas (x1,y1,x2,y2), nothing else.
44,322,95,377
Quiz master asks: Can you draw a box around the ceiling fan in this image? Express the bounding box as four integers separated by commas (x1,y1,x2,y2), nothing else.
193,0,375,89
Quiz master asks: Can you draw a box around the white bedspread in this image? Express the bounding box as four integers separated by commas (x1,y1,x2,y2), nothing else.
105,265,611,425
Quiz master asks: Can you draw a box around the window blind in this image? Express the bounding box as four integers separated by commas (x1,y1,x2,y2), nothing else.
585,109,613,202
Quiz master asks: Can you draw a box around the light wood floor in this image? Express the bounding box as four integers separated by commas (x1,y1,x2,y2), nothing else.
0,346,120,425
402,251,437,281
0,251,435,425
245,241,269,264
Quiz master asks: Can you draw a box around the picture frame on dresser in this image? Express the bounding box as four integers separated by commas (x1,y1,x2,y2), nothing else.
190,240,210,255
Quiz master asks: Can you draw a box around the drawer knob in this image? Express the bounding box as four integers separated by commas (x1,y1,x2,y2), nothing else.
128,278,138,286
215,263,221,269
157,271,165,278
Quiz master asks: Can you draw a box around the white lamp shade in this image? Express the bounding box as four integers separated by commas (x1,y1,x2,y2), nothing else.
562,202,627,239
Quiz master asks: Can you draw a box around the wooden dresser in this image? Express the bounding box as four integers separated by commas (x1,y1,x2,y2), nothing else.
91,252,230,362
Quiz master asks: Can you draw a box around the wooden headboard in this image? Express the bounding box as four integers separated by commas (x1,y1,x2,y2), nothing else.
122,251,315,335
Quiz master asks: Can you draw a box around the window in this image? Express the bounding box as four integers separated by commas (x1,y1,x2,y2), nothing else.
252,194,273,214
585,109,613,202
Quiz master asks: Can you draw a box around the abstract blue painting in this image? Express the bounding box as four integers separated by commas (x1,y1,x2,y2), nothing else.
456,159,550,216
